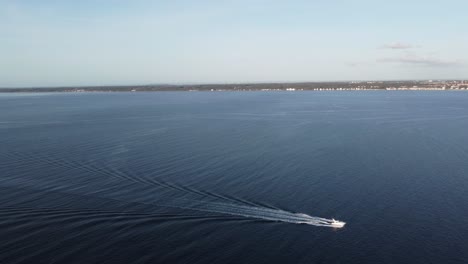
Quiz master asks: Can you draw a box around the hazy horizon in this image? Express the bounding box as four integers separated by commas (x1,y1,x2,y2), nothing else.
1,78,466,90
1,0,467,87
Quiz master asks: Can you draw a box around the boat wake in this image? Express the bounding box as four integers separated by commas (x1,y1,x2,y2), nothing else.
155,198,346,228
0,150,346,228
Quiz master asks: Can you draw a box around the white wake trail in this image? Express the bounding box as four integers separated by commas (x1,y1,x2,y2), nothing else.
156,198,346,228
0,174,346,228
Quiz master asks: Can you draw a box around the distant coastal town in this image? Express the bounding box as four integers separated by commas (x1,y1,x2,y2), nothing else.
1,80,467,93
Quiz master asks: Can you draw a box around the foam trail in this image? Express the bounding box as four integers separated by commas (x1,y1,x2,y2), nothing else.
0,171,345,228
155,198,345,228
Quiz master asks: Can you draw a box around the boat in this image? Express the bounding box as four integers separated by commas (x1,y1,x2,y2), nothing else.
330,218,346,228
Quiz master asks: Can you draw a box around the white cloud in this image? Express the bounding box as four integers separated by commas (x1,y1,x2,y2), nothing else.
378,54,462,67
381,42,419,50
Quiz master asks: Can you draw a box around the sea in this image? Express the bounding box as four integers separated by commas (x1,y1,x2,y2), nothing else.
1,91,468,264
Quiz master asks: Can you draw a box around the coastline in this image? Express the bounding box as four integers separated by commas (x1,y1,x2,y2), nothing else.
1,81,466,93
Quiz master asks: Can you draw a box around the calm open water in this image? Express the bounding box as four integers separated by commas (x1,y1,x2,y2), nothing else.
1,91,468,264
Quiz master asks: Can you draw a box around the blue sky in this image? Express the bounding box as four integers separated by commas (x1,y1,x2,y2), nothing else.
1,0,467,87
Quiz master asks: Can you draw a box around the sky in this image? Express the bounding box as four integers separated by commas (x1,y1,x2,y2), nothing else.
1,0,468,87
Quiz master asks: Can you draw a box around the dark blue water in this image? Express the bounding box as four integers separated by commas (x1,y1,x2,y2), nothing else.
1,91,468,264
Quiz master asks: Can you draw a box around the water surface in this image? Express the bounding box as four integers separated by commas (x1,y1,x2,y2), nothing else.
1,91,468,264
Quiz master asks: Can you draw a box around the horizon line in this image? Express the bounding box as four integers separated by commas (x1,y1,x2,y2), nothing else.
2,78,467,89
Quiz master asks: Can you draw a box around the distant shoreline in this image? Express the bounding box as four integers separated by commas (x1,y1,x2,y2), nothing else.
1,81,467,93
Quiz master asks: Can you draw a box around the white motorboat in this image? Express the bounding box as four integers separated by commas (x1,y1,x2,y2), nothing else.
330,218,346,228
